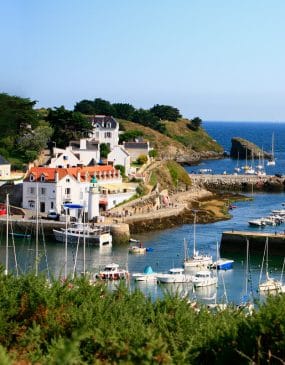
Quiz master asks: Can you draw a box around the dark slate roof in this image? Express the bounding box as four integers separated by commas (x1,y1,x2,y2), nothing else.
0,156,10,165
124,142,148,149
89,115,117,129
70,140,99,151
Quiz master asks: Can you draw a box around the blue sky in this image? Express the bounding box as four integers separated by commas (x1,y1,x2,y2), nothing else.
1,0,285,121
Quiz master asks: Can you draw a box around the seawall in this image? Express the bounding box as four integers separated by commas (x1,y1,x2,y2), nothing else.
221,230,285,255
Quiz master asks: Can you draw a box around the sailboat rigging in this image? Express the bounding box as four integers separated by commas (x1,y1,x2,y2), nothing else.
267,132,276,166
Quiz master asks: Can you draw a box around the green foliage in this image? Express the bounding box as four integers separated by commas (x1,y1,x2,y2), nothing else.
149,149,158,158
132,109,166,133
0,273,285,363
100,143,110,158
149,104,181,121
46,106,93,148
189,117,202,130
136,183,148,196
136,154,148,165
112,103,135,120
166,160,192,187
114,164,125,177
74,98,114,116
119,130,143,144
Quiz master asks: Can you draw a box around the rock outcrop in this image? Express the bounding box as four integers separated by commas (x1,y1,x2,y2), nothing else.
230,137,271,159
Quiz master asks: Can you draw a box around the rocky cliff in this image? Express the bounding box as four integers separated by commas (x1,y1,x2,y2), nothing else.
230,137,271,159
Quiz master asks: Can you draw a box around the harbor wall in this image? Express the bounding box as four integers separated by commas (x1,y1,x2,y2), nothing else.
0,218,130,244
221,231,285,255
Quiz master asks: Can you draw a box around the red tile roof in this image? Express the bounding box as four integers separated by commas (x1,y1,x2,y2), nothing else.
25,166,119,183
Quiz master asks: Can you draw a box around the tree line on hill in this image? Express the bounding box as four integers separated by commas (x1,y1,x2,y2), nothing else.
0,92,202,168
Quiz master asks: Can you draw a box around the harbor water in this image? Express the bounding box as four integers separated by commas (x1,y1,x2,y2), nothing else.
2,121,285,305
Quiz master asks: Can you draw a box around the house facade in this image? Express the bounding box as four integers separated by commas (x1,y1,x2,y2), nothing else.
89,115,119,150
123,141,151,162
0,156,11,179
22,166,122,216
107,146,131,175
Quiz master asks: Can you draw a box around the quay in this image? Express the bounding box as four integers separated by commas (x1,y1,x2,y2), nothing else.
190,174,285,192
221,230,285,255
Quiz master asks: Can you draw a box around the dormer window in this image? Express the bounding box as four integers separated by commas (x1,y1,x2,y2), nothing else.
40,175,45,182
95,123,100,128
107,122,112,128
30,174,35,182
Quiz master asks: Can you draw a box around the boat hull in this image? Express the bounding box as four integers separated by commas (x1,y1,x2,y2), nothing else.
53,229,112,246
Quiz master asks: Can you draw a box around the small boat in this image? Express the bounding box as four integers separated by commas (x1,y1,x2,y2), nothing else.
258,237,282,293
183,214,212,269
132,265,157,282
97,263,129,280
210,258,234,270
156,268,193,284
129,245,146,254
192,270,218,288
9,232,31,239
267,132,276,166
53,222,112,246
129,238,140,243
248,219,266,227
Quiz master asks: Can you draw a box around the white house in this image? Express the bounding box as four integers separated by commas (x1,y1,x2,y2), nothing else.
107,146,131,175
0,156,10,179
49,138,100,168
123,141,151,162
22,165,137,216
89,115,119,150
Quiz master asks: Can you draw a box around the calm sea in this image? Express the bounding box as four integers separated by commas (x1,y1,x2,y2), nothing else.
2,121,285,305
189,121,285,175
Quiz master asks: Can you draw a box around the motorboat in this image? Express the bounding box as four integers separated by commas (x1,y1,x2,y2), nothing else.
53,222,112,246
248,219,266,227
210,258,234,270
156,268,193,284
132,265,157,282
192,270,218,288
129,245,146,254
97,263,129,280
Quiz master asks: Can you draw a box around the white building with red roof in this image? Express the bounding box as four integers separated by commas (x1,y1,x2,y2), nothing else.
22,165,126,216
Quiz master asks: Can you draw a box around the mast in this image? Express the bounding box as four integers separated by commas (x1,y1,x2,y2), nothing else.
272,133,274,159
245,238,249,296
83,207,86,276
193,211,196,256
35,183,39,276
5,194,9,275
64,206,68,279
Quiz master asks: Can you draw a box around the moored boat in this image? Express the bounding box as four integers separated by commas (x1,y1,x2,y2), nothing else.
53,222,112,246
97,263,129,280
129,245,146,254
192,270,218,288
132,265,157,282
156,268,193,284
210,258,234,270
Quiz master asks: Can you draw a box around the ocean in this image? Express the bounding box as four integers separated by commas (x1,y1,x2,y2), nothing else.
2,121,285,305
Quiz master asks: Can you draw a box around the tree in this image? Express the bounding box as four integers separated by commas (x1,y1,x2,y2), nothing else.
100,143,110,158
132,109,166,133
119,130,143,144
149,104,181,121
93,98,114,115
190,117,202,130
136,154,148,165
74,99,95,114
115,164,125,177
46,106,93,148
112,103,135,120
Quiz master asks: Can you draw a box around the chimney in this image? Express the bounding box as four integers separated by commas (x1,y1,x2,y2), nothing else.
80,139,87,150
77,171,81,182
55,170,59,182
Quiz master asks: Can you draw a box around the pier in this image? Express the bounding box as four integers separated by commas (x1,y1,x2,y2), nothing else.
190,174,285,192
220,230,285,255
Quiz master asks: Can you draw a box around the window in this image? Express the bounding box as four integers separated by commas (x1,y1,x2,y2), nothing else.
29,201,35,208
63,155,68,160
51,202,54,209
66,178,70,183
29,175,34,181
104,132,112,138
40,188,46,195
40,175,45,182
65,188,71,195
107,122,112,128
30,187,35,194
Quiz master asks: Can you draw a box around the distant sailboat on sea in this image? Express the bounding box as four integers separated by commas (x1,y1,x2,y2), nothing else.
234,152,241,173
267,132,276,166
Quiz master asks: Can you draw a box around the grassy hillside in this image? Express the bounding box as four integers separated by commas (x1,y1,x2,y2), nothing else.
119,118,223,159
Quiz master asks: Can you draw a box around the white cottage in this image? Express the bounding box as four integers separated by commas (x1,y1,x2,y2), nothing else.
0,156,10,179
107,146,131,175
89,115,119,150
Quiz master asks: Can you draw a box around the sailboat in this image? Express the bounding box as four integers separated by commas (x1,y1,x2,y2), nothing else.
258,237,282,293
183,211,212,269
267,133,276,166
234,152,241,173
239,239,254,314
